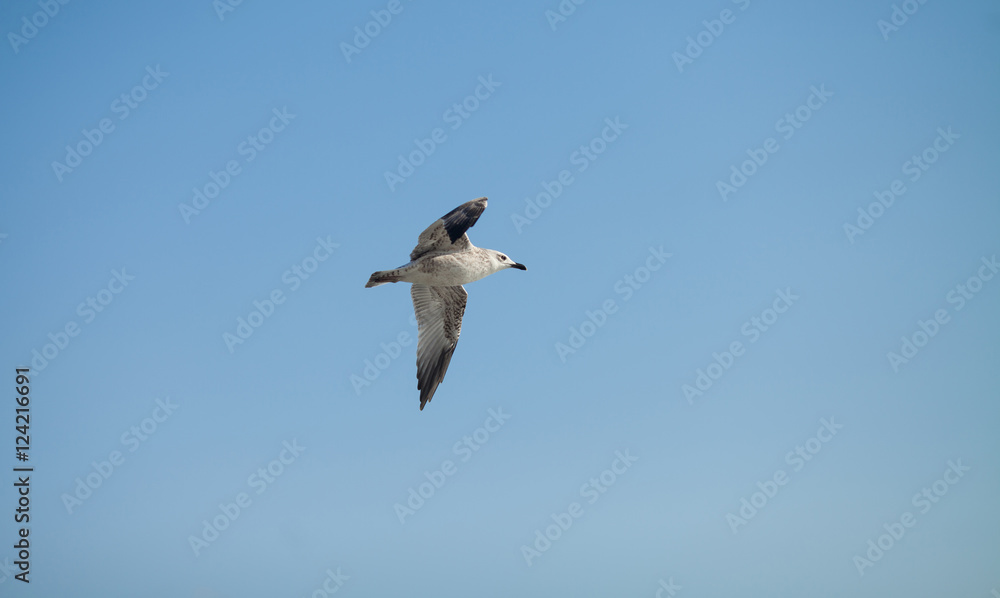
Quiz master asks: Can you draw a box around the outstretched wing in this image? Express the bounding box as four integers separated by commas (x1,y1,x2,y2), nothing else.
410,197,487,261
410,283,468,410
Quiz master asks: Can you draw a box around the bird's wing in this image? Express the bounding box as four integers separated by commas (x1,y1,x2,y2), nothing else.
411,283,468,410
410,197,487,261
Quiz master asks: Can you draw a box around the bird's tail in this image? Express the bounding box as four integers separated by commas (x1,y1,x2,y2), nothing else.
365,269,401,288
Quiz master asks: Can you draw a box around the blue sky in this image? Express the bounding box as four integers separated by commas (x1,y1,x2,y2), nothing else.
1,0,998,596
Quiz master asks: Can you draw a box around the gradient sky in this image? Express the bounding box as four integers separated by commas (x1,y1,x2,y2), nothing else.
1,1,998,596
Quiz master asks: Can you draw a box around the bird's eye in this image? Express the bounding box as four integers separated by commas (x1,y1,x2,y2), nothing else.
500,255,506,260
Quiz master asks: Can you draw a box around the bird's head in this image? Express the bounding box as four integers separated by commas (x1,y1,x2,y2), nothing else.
491,251,526,272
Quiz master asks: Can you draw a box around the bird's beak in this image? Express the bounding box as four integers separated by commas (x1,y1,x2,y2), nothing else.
511,263,526,271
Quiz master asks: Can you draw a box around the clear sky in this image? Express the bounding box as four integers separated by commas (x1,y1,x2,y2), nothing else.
1,0,998,596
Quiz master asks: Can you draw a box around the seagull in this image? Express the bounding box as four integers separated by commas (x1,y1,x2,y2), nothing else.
365,197,526,410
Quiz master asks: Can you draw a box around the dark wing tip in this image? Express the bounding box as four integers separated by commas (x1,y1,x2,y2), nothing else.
418,380,437,410
441,197,487,243
415,341,458,411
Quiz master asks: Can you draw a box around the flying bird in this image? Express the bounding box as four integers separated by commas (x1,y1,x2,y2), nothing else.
365,197,526,410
